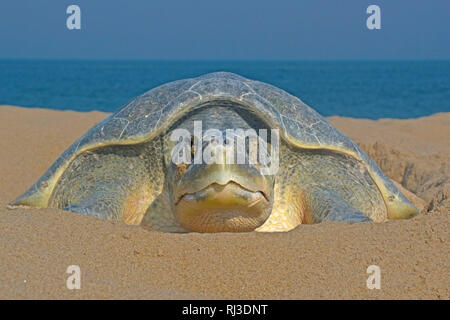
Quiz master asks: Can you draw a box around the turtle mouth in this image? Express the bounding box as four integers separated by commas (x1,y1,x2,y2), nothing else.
175,181,269,205
174,181,272,232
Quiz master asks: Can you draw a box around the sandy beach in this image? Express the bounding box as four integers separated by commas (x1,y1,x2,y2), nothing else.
0,105,448,299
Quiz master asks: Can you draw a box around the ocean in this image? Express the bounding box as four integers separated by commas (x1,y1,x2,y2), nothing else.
0,60,449,119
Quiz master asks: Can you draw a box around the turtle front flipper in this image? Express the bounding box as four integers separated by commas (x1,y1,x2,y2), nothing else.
300,185,372,223
62,186,146,224
49,140,165,225
256,183,372,232
64,193,119,220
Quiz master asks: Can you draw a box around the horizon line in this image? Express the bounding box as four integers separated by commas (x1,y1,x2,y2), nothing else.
0,58,449,62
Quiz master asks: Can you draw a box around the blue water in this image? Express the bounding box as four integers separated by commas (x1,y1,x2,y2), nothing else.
0,60,449,119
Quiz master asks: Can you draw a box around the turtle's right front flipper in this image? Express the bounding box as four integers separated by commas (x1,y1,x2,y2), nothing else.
63,190,123,220
50,140,165,225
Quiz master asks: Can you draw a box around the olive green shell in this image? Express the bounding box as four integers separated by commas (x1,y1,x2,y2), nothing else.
11,72,418,219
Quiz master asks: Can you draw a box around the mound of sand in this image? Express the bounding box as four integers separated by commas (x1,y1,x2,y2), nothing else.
328,114,450,214
0,106,448,299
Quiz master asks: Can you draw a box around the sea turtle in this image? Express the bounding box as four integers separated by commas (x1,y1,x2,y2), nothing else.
10,72,418,232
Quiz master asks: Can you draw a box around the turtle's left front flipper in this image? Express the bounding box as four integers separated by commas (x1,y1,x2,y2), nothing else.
301,184,372,223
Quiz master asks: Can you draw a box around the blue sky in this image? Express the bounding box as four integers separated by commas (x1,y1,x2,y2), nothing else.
0,0,449,59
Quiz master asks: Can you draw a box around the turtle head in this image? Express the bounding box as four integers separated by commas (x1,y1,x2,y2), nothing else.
163,104,275,232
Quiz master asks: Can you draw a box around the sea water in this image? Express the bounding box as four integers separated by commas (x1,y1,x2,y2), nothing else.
0,60,449,119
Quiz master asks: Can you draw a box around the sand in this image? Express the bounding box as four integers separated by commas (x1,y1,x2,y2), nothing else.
0,105,448,299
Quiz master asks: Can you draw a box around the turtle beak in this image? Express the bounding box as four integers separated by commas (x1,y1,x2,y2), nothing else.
173,144,274,232
175,161,271,205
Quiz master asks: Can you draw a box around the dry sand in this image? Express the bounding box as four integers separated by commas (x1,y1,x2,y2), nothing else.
0,105,448,299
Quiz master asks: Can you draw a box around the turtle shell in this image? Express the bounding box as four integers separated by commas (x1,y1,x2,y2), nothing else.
11,72,417,219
